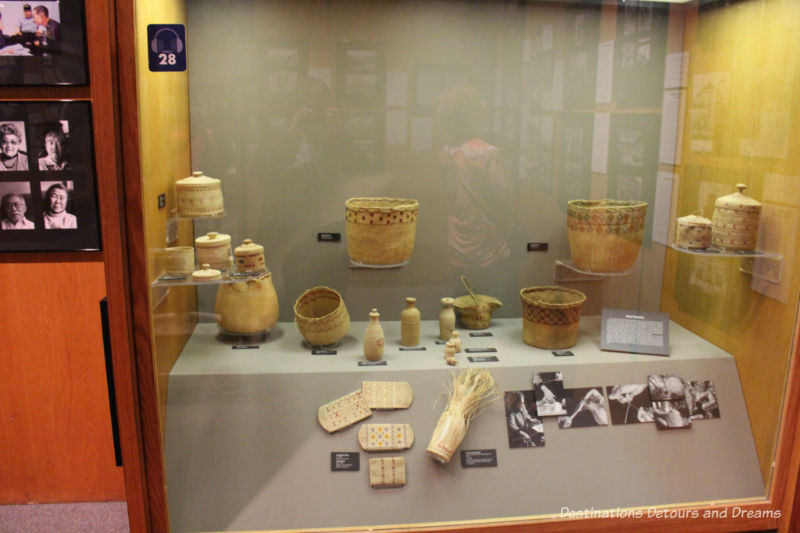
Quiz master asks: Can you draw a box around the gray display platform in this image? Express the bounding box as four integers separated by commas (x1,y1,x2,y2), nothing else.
165,317,765,532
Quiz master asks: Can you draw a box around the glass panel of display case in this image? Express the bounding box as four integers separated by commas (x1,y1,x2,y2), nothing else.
133,0,800,530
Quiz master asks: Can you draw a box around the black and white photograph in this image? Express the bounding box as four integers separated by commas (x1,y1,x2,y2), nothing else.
504,390,545,448
40,180,75,229
532,371,567,417
0,1,88,85
613,2,668,108
35,120,69,170
688,380,721,420
0,120,28,171
0,100,99,251
336,41,385,107
653,399,692,430
344,49,377,71
606,384,654,425
262,40,307,106
0,181,33,229
557,387,609,429
648,374,688,401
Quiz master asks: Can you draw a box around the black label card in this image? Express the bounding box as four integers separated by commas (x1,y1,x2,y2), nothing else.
468,355,499,363
358,360,388,367
312,349,337,355
435,340,447,345
552,350,574,357
232,345,259,350
469,332,494,337
461,449,498,468
317,232,341,242
466,347,497,353
399,346,427,351
527,242,549,252
331,452,359,471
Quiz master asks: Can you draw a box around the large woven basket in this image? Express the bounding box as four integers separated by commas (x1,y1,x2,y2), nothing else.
520,286,586,349
566,199,647,273
294,286,351,346
345,197,419,266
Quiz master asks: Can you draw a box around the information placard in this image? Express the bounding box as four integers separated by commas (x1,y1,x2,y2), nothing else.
600,308,670,356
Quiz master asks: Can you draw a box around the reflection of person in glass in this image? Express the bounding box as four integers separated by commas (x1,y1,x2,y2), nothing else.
1,193,34,229
0,123,28,171
436,86,511,268
39,128,69,170
43,183,76,229
506,392,544,447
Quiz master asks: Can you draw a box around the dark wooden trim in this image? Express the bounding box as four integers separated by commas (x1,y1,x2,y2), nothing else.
777,314,800,533
113,0,169,531
87,0,150,531
106,1,800,531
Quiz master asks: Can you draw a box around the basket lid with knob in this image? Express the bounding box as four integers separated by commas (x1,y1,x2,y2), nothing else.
715,184,761,210
177,170,220,186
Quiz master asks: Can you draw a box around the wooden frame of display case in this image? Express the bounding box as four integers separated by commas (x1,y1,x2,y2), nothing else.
109,1,800,532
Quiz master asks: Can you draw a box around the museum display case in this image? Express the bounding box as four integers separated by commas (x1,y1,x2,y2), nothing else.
114,0,800,531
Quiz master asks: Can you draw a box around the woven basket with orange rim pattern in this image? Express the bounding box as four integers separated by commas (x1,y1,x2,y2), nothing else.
345,197,418,266
566,199,647,273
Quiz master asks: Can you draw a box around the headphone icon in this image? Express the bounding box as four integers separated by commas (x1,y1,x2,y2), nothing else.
150,28,184,54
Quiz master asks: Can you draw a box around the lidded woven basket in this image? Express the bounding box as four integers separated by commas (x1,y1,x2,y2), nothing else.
176,171,224,217
345,197,419,267
566,199,647,273
520,286,586,349
711,184,761,252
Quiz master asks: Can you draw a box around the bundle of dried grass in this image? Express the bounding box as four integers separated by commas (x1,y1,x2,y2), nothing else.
426,368,498,463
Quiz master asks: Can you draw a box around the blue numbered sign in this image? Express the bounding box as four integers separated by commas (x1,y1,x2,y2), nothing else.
147,24,187,72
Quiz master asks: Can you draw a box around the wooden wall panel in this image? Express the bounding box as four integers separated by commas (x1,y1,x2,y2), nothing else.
660,0,800,484
0,260,124,502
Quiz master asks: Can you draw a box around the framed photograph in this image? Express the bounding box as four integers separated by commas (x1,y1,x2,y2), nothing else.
262,40,307,107
0,1,88,86
336,41,385,107
0,100,100,251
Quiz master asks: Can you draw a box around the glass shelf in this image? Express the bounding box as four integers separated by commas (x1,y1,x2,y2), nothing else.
669,243,781,259
151,269,268,288
669,244,784,284
166,213,227,243
553,259,634,282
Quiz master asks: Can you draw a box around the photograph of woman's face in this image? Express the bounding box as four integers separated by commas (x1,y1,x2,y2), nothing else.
1,132,20,158
47,187,68,214
45,132,62,160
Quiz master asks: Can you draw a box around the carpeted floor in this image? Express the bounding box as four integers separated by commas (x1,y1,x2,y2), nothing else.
0,502,128,533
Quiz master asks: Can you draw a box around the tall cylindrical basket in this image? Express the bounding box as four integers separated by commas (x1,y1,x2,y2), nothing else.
345,197,419,267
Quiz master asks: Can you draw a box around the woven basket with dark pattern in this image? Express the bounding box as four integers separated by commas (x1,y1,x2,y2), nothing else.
520,287,586,325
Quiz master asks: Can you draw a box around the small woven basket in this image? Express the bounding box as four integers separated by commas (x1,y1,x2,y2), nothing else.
294,286,351,346
520,286,586,349
566,199,647,272
345,197,419,266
